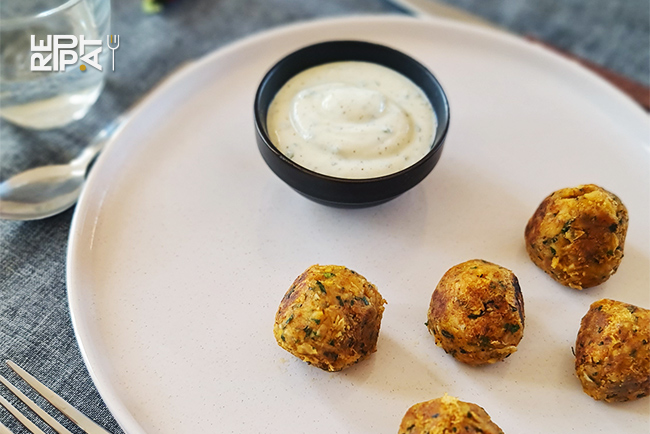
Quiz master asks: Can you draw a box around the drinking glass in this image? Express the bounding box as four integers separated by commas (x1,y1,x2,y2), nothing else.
0,0,111,129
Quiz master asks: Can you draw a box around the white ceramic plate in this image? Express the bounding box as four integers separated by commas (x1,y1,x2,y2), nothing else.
68,15,650,434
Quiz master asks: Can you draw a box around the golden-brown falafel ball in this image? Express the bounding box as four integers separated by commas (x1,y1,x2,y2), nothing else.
575,299,649,402
273,264,386,372
398,394,504,434
525,184,628,289
427,259,525,365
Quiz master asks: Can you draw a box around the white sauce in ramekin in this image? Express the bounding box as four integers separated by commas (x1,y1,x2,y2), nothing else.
266,61,437,179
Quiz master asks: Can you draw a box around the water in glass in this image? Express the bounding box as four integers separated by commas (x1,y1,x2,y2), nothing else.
0,0,111,129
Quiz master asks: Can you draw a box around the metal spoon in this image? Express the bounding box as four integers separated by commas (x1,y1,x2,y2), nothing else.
0,116,124,221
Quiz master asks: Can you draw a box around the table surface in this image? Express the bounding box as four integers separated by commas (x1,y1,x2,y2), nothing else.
1,1,648,432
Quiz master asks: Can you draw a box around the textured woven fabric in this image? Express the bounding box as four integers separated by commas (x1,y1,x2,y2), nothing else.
440,0,649,86
1,1,647,432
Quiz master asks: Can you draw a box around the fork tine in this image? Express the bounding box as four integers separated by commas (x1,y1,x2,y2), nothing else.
0,374,73,434
6,361,112,434
0,421,15,434
0,394,46,434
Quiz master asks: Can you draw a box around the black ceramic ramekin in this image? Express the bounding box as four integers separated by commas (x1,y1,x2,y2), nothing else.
254,40,450,208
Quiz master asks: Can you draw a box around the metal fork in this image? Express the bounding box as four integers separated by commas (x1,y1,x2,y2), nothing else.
0,360,111,434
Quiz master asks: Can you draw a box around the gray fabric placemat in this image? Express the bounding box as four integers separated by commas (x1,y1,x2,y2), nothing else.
438,0,649,86
1,1,647,432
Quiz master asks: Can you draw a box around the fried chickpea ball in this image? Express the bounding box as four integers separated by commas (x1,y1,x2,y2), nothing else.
575,299,650,402
427,259,525,365
525,184,628,289
273,264,386,372
398,394,504,434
